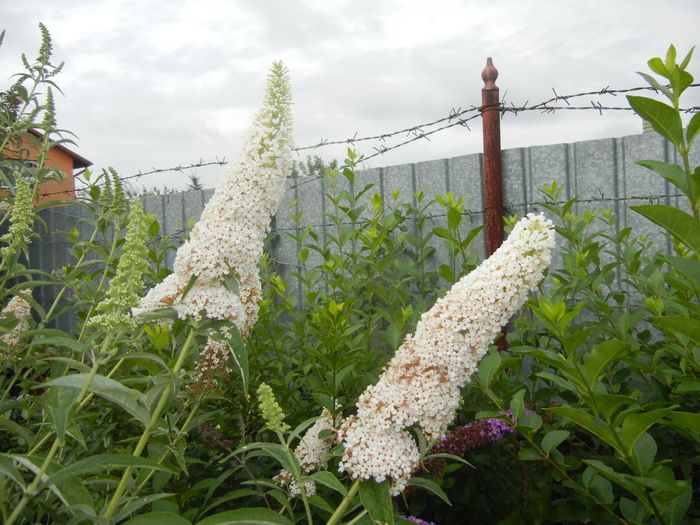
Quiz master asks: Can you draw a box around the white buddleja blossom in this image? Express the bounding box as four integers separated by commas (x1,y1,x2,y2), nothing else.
136,62,293,336
274,408,336,498
338,213,555,494
0,290,32,349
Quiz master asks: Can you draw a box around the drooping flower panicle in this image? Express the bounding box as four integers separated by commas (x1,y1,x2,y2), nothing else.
338,213,555,494
136,62,293,337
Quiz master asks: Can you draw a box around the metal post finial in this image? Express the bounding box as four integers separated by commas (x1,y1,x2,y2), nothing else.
482,57,498,89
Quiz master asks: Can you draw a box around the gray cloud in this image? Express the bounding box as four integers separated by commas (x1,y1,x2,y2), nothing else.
1,0,698,191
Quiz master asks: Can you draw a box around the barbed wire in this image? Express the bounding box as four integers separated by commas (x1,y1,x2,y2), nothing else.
27,82,699,199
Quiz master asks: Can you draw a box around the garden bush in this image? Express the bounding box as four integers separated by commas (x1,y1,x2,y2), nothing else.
0,25,698,525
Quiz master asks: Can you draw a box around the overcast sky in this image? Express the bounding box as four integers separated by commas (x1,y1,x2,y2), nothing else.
1,0,699,191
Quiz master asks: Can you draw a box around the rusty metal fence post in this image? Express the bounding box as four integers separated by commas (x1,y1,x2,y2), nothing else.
481,57,504,257
481,57,507,350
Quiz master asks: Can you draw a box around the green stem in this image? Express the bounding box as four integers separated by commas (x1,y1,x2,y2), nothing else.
6,438,60,525
77,227,122,341
102,327,197,519
326,479,360,525
6,342,108,525
133,392,204,496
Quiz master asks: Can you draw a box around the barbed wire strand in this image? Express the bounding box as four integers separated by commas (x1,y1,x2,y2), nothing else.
30,82,699,199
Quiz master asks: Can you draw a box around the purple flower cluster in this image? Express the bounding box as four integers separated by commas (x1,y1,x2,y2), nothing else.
429,410,532,473
400,516,438,525
198,422,233,449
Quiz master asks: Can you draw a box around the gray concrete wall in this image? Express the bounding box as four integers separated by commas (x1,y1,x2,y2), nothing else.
29,131,698,325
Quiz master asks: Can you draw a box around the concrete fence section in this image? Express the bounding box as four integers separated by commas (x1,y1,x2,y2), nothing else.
29,131,698,328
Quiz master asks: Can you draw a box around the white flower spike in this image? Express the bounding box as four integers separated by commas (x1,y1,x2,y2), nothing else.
338,213,555,494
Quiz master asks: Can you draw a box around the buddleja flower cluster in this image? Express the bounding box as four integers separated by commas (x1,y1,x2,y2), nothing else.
428,409,532,474
337,213,555,494
0,290,32,350
136,62,293,337
89,200,150,331
274,408,335,497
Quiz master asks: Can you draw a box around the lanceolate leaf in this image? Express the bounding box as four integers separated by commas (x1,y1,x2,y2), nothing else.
408,477,452,506
41,374,150,425
630,204,700,255
627,96,684,146
687,111,700,145
548,406,623,455
228,326,249,396
651,316,700,345
359,479,394,525
619,408,675,455
636,160,689,197
122,512,192,525
195,508,293,525
583,340,629,386
42,454,178,487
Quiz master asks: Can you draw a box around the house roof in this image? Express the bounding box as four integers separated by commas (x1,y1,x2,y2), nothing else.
27,129,92,169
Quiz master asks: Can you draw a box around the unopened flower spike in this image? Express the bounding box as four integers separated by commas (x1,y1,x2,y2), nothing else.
338,213,555,494
88,199,150,331
257,383,290,434
0,174,35,261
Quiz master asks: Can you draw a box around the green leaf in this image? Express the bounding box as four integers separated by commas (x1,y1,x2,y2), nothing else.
637,72,672,102
477,350,501,386
432,227,451,240
667,411,700,433
535,371,577,393
447,206,462,231
679,46,695,70
0,456,26,489
233,443,298,476
195,508,293,525
509,389,526,422
32,335,89,355
123,512,191,525
359,479,394,525
408,477,452,506
0,416,33,445
687,111,700,145
5,454,94,509
41,374,149,425
651,316,700,345
228,326,249,396
632,433,657,475
43,454,178,486
541,430,570,454
627,96,684,146
582,460,646,502
630,204,700,255
548,406,622,455
179,274,198,302
647,57,667,77
636,160,689,197
583,340,629,386
619,408,674,455
595,394,635,421
310,470,348,496
47,386,79,447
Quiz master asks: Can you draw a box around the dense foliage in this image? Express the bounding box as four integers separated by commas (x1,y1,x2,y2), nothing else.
0,26,698,525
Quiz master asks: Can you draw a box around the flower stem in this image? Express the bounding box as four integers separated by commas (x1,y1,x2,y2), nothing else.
102,327,196,519
326,479,360,525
